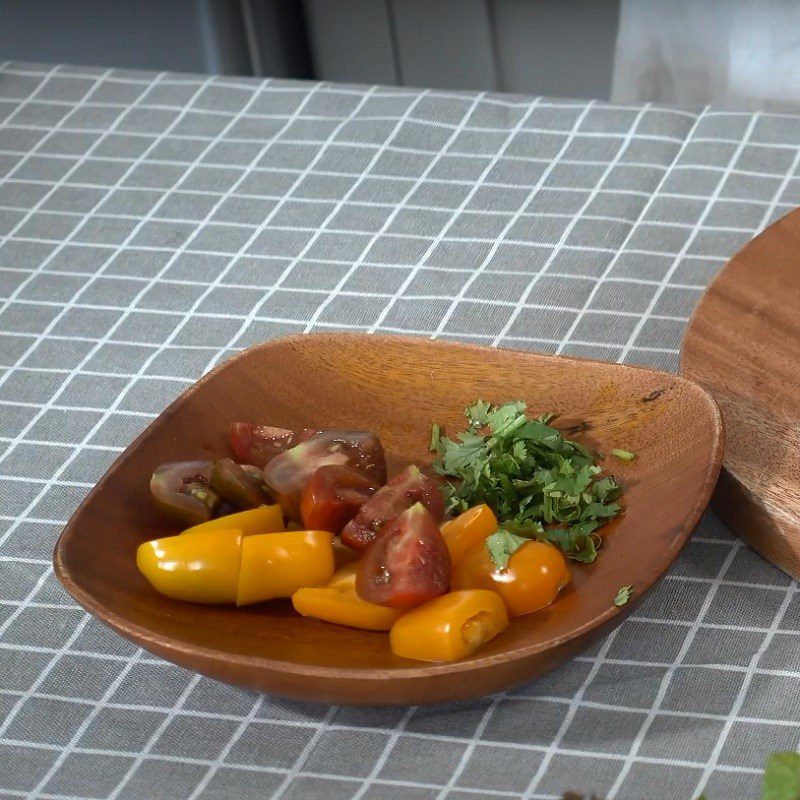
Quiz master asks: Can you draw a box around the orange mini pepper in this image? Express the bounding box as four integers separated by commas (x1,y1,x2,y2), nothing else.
452,539,570,617
292,563,403,631
440,504,498,564
181,504,284,537
136,528,243,604
389,590,509,662
236,530,334,606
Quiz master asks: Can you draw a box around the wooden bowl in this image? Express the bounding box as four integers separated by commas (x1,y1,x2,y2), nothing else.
682,207,800,579
54,334,723,705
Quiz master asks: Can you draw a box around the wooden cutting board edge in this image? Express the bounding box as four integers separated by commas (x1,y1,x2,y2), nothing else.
681,206,800,580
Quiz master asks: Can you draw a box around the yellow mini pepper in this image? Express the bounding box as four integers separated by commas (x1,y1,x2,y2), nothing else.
136,528,243,604
440,504,498,564
137,527,334,607
292,564,402,631
236,530,334,606
389,590,509,662
181,504,284,537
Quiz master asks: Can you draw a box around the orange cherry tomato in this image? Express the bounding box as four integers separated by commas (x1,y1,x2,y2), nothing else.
440,504,498,564
451,539,570,617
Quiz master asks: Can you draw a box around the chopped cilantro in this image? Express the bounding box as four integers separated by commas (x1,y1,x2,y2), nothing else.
611,449,635,462
614,586,633,606
431,400,623,563
762,752,800,800
485,529,528,570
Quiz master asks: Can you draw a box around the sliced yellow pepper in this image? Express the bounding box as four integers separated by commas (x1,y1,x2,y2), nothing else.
181,504,284,537
389,590,509,662
236,530,334,606
440,504,498,564
292,563,402,631
136,529,243,604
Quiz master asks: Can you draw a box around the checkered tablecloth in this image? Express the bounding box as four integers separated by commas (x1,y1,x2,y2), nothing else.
1,61,799,800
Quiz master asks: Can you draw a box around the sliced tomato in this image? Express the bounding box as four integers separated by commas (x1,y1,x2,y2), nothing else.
263,430,387,522
150,460,220,526
229,423,317,467
210,458,270,510
356,503,450,609
300,464,377,533
341,464,444,552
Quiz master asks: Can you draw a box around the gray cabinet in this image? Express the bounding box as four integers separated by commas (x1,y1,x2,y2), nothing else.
304,0,620,99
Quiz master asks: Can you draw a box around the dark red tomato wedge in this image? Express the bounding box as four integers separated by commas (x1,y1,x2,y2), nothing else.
356,503,450,609
300,464,377,533
229,423,319,467
210,458,270,510
341,464,444,552
150,461,221,526
263,430,387,522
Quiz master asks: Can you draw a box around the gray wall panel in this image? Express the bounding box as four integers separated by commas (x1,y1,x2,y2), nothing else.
492,0,619,98
391,0,497,91
303,0,399,85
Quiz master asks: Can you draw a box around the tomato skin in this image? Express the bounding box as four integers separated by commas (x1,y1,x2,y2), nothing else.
451,539,570,617
264,430,387,522
210,458,270,509
150,460,220,526
300,465,377,533
229,423,318,467
341,464,444,552
356,503,450,609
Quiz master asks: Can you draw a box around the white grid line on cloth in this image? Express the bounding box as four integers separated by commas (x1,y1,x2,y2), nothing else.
605,113,763,798
0,79,328,783
353,93,543,335
3,63,800,800
5,138,798,186
0,729,769,777
604,544,743,799
101,672,204,800
0,202,773,239
554,107,713,356
693,582,800,796
0,76,223,550
0,180,792,213
1,231,731,261
196,88,435,372
686,133,800,799
616,114,761,363
516,106,656,800
0,71,238,746
430,101,600,799
1,79,394,798
5,679,800,743
491,103,650,348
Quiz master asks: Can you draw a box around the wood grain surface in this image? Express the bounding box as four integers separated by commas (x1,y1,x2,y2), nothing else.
54,334,723,705
682,207,800,579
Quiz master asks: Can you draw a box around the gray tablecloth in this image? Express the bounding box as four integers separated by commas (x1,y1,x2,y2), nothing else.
1,62,798,800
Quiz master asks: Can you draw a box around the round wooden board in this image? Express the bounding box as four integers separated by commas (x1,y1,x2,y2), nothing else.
682,207,800,579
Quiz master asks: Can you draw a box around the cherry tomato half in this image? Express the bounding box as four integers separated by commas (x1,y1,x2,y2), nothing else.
300,464,377,533
356,502,450,609
341,464,444,552
229,423,317,467
210,458,271,510
150,460,220,526
264,430,386,522
451,539,570,617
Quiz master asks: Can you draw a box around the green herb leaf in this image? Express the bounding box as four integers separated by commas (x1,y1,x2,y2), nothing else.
429,423,442,453
614,586,634,606
485,529,528,570
762,752,800,800
611,448,635,462
431,400,623,562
